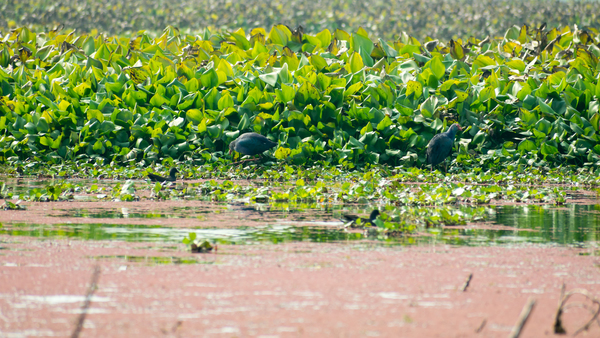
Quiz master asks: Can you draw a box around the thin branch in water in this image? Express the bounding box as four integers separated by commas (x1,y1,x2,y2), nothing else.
508,297,536,338
554,283,567,334
475,318,486,333
553,285,600,336
70,265,101,338
461,273,473,292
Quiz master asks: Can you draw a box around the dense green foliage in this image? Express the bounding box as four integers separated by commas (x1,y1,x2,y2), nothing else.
2,0,600,41
0,24,600,169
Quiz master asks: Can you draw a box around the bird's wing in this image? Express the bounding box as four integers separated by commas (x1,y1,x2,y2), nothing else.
147,173,166,182
341,214,358,222
235,139,258,155
426,135,454,164
426,134,442,162
436,136,454,158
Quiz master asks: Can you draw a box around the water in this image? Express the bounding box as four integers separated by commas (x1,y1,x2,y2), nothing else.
1,203,599,246
0,223,364,244
51,207,212,219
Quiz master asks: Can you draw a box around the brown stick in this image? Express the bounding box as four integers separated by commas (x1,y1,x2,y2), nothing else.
475,318,487,333
508,298,536,338
553,287,600,336
70,265,101,338
462,273,473,292
554,283,567,334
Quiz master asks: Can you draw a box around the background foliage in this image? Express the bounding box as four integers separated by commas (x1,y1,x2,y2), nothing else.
2,0,600,41
0,22,599,170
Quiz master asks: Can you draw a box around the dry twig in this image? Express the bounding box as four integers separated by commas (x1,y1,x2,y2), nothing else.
71,265,101,338
475,318,487,333
461,273,473,292
553,283,600,336
508,297,536,338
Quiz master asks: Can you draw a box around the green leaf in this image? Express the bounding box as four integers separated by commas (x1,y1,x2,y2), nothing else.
268,25,289,46
348,137,365,149
344,82,363,97
406,81,422,98
541,142,559,156
237,113,250,131
149,93,169,107
429,56,446,80
535,118,552,134
186,109,203,124
420,96,438,118
315,29,331,48
200,69,219,88
348,52,364,73
506,59,526,73
449,39,465,60
518,139,537,152
309,54,328,70
259,71,279,87
538,99,557,116
377,116,393,130
218,93,234,110
478,86,496,102
93,139,104,152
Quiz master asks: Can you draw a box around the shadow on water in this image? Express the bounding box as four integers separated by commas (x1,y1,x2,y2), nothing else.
0,203,599,247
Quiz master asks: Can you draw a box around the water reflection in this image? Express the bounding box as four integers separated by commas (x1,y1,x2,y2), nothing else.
425,204,600,246
0,203,598,246
495,204,600,244
0,223,364,244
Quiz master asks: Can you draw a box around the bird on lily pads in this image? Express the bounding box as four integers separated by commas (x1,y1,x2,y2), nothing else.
426,123,462,173
229,132,277,161
341,209,380,228
147,168,178,182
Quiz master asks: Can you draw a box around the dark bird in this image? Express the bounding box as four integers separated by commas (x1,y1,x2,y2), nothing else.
426,123,462,173
341,209,380,227
147,168,178,182
229,132,277,157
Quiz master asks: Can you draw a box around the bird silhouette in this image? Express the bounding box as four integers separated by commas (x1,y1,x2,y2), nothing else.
147,168,178,182
229,132,277,161
341,209,380,227
426,123,462,173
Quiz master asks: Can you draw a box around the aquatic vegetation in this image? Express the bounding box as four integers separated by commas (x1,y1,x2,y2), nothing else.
0,22,598,247
0,24,599,170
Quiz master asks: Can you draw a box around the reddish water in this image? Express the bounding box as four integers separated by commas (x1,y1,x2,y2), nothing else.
1,182,599,337
1,235,600,337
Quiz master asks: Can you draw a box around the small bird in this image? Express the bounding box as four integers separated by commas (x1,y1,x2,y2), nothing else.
341,209,380,228
229,132,278,158
147,168,178,182
426,123,462,173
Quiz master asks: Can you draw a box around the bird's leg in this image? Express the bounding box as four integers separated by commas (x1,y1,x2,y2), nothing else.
430,164,434,182
231,156,261,166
